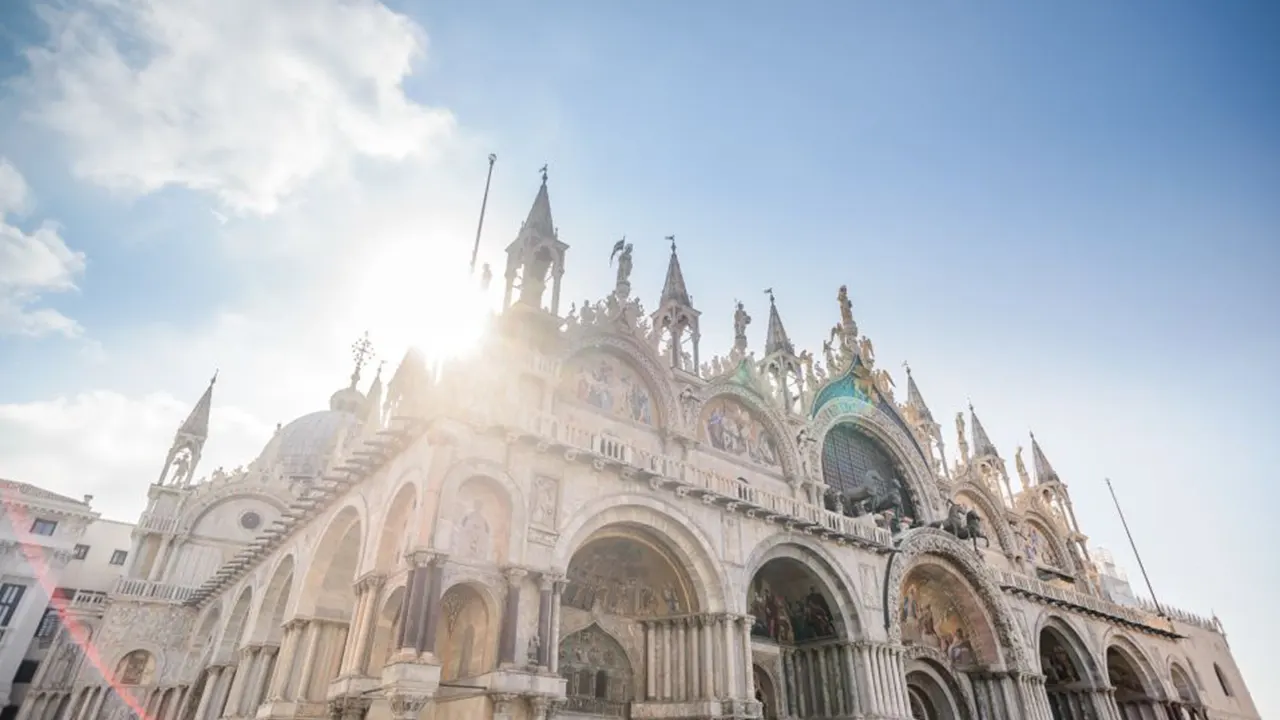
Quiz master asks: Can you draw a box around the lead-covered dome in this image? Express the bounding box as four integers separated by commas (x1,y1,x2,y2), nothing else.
255,409,359,479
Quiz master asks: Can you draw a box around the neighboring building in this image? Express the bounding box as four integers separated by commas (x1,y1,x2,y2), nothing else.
16,176,1259,720
1093,547,1139,609
0,482,132,720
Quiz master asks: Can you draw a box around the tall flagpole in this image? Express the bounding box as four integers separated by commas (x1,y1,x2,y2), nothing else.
1106,477,1166,618
470,153,497,274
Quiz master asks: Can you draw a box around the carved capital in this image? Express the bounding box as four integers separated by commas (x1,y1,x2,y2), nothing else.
491,692,521,715
502,566,528,586
538,571,564,592
328,696,372,720
405,548,446,568
354,571,387,594
387,693,429,720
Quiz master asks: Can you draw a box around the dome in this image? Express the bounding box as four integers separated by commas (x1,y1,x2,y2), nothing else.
256,409,359,479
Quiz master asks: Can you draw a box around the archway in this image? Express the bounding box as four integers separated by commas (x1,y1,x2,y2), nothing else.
905,660,967,720
114,650,156,686
436,583,498,682
220,587,254,657
1040,623,1101,720
1107,645,1160,720
289,508,362,703
559,624,633,716
1170,663,1206,720
747,555,852,718
821,421,917,520
559,523,699,712
367,585,406,676
753,665,779,720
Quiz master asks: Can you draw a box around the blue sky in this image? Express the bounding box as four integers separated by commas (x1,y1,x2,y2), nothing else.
0,0,1276,713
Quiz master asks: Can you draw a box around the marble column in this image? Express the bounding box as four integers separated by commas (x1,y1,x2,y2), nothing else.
417,553,447,654
395,562,422,651
353,574,385,674
721,615,739,703
536,574,555,668
675,618,687,700
220,647,253,717
739,615,755,703
246,645,277,712
266,621,301,700
644,622,657,700
549,578,565,673
498,567,527,666
295,621,323,701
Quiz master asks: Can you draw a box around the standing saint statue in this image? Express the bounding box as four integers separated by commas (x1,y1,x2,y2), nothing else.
610,238,633,296
733,300,752,351
955,412,970,465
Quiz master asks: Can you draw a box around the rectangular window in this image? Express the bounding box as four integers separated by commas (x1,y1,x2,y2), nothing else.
35,607,59,640
0,583,26,626
109,550,128,566
13,660,39,684
29,519,57,536
72,544,89,560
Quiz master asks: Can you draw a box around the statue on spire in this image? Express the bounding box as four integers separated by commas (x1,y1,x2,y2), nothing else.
956,412,971,466
539,163,549,184
1015,446,1031,490
733,300,752,355
610,237,633,298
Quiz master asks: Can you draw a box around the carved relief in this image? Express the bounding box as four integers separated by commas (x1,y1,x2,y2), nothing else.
701,395,781,468
560,351,655,426
563,536,692,618
531,476,558,529
859,563,882,611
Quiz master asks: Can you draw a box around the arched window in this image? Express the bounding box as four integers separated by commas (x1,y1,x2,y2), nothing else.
821,424,914,517
1214,663,1233,697
115,650,153,686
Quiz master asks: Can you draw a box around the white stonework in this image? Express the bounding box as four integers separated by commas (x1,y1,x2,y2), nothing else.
14,177,1259,720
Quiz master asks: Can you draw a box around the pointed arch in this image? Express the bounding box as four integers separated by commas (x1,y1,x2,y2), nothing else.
1169,662,1199,704
553,494,728,613
559,623,634,707
886,528,1031,671
743,532,865,639
561,331,679,431
810,396,943,523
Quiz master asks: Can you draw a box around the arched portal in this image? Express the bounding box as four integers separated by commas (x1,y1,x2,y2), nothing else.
753,665,779,720
899,563,1000,669
559,523,700,713
1040,623,1099,720
1107,645,1160,720
904,660,968,720
822,422,917,519
747,555,853,718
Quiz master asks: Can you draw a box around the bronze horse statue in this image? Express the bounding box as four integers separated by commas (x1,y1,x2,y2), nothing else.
930,502,991,550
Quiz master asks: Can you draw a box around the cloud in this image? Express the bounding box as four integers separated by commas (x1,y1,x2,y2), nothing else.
0,158,85,337
21,0,457,215
0,390,271,521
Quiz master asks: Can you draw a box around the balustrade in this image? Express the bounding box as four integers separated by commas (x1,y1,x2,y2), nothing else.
112,577,198,603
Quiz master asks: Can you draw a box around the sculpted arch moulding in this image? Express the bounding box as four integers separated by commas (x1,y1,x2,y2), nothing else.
1020,508,1079,575
810,396,944,523
1033,611,1107,685
551,493,729,613
560,331,680,433
1101,628,1173,701
951,480,1017,556
695,381,802,481
884,528,1032,672
742,531,866,638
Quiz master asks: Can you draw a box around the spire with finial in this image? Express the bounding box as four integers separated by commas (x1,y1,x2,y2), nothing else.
763,288,794,356
902,362,934,423
504,166,568,313
158,371,218,487
178,370,217,440
968,402,999,458
349,332,374,389
1030,431,1061,485
652,234,700,372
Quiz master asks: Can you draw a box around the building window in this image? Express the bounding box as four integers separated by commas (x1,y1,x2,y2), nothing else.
1214,663,1233,697
0,583,26,626
109,550,128,566
72,544,89,560
35,607,60,644
12,660,38,684
29,519,57,536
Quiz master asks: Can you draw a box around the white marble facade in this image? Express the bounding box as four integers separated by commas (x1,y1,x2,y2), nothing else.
17,177,1260,720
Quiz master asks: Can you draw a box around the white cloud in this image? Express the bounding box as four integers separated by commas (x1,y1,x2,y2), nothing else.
0,158,85,337
0,391,271,521
22,0,457,215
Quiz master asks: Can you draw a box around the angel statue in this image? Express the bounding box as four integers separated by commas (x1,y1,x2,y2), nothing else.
1015,446,1031,490
858,335,876,366
610,238,634,293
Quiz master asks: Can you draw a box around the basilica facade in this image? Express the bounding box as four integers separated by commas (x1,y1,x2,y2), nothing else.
16,177,1258,720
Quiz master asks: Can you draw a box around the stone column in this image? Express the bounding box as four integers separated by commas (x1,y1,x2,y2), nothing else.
721,615,738,703
294,621,323,701
816,646,832,715
675,618,687,700
266,621,301,700
661,621,673,700
353,573,385,674
549,577,565,673
395,562,422,651
417,553,447,655
740,615,756,704
699,616,715,700
498,567,527,666
843,643,862,717
536,574,555,668
220,646,253,717
193,666,224,720
246,645,277,712
644,621,657,700
340,580,369,675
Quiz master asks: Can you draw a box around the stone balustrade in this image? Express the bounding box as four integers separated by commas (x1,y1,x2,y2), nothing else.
113,577,199,603
1133,597,1219,632
136,511,179,534
994,569,1187,638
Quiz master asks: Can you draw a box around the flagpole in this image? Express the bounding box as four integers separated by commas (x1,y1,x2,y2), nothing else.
470,153,497,274
1106,477,1166,618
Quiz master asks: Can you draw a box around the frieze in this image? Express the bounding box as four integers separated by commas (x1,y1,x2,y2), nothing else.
884,528,1031,672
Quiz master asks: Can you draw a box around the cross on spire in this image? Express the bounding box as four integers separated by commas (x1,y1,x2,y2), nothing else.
539,164,549,183
764,287,775,304
350,332,375,388
666,234,677,253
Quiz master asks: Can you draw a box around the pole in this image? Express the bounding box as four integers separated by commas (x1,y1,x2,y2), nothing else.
1105,477,1165,617
470,153,498,274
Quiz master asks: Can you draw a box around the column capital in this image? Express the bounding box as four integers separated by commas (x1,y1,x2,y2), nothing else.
537,571,565,591
502,566,529,585
387,692,429,720
354,570,387,593
405,547,446,567
283,616,310,632
490,692,521,714
328,695,371,720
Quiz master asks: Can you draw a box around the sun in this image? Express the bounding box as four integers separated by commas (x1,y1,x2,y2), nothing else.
352,242,495,367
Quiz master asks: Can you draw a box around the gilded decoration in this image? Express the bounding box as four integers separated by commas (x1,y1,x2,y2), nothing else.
900,576,978,668
561,352,655,426
1021,520,1063,569
748,559,838,643
701,395,781,468
563,534,692,617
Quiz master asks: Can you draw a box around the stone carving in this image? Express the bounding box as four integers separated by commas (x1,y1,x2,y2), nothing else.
928,501,990,549
387,693,428,720
563,536,690,617
955,412,970,466
884,528,1031,671
610,238,633,296
455,501,492,561
527,632,540,666
1015,446,1031,490
531,476,558,528
860,563,882,610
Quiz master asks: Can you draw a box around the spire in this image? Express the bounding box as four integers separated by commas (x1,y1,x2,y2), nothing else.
178,370,216,440
969,403,999,458
660,236,692,307
763,289,794,356
903,363,934,423
1030,432,1061,485
361,362,384,429
503,167,568,314
513,171,555,249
